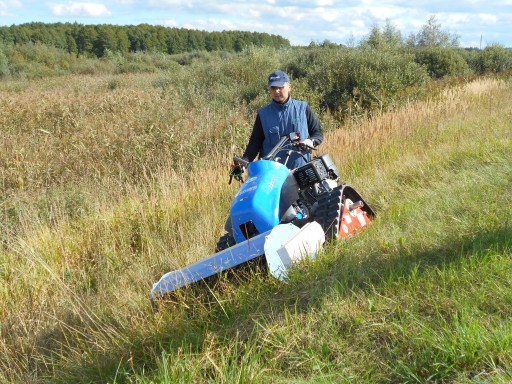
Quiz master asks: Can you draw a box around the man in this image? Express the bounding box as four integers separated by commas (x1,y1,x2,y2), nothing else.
242,70,324,169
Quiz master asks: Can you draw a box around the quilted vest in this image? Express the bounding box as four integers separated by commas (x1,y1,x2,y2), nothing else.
259,97,309,169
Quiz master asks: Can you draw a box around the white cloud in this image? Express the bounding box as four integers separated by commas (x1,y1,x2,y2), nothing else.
367,6,407,20
203,19,238,30
148,0,192,7
477,13,498,23
0,0,22,17
162,19,178,27
141,2,510,46
51,2,112,17
1,0,509,47
313,0,334,5
351,19,366,28
318,8,337,23
443,13,470,24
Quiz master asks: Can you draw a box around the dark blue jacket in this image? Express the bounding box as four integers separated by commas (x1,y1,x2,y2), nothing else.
243,97,323,169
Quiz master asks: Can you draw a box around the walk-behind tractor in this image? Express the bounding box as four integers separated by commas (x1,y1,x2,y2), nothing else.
150,132,375,310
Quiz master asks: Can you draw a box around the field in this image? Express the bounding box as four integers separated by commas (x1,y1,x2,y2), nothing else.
1,69,511,383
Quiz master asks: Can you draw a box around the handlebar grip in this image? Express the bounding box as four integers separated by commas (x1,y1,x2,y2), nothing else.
233,156,250,166
299,143,316,152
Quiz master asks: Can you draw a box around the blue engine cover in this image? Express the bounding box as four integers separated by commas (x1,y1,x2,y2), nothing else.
230,160,290,243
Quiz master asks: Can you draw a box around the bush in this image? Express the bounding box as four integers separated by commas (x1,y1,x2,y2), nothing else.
0,44,10,78
290,46,429,119
474,45,512,73
2,42,83,78
414,47,471,78
220,46,283,104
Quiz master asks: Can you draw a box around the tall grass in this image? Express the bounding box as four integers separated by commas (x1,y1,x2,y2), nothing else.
0,69,511,383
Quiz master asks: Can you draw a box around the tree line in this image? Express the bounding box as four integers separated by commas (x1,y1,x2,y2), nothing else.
0,22,290,57
1,17,510,82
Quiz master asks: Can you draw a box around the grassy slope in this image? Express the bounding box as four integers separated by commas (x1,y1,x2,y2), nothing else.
0,76,511,383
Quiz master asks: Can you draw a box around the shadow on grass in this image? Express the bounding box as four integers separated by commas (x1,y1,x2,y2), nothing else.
26,226,510,383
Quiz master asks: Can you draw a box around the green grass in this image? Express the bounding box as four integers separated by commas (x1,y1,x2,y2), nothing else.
1,75,511,383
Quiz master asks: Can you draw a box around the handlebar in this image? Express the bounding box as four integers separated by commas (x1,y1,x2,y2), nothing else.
229,132,316,183
262,135,291,161
263,132,315,161
233,156,250,167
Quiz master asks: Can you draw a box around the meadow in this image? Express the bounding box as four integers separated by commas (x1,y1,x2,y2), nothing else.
0,48,511,383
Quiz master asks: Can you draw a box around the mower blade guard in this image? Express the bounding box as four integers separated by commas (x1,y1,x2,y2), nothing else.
150,229,271,310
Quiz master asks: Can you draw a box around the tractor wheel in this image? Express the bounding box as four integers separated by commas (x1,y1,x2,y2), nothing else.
215,233,236,252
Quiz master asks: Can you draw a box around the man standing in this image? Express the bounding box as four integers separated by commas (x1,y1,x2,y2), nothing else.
242,70,324,169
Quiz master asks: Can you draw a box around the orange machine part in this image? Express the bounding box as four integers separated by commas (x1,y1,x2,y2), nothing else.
338,199,372,239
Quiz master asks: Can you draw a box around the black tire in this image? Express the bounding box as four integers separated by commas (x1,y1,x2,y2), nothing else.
215,233,236,252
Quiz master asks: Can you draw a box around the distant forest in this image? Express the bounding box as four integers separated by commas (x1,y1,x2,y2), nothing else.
0,22,290,57
1,18,511,81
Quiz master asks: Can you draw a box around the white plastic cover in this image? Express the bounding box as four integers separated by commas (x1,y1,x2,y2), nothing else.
264,222,325,280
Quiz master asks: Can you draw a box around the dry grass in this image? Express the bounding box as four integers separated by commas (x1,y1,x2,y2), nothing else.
1,73,511,382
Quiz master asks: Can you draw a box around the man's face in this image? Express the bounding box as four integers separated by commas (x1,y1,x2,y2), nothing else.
269,82,291,103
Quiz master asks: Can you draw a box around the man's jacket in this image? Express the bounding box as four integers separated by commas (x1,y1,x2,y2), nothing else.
243,97,323,169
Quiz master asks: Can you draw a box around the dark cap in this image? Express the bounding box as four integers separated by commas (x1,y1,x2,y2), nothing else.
267,70,290,87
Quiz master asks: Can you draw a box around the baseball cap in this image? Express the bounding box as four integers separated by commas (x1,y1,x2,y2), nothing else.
267,70,290,87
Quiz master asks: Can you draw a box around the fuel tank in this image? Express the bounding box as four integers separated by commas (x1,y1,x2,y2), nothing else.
230,160,290,243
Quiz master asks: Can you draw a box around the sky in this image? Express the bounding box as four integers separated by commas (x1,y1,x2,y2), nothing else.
0,0,511,48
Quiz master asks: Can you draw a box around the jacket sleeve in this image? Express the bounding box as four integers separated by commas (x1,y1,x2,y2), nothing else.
242,113,264,161
306,105,323,146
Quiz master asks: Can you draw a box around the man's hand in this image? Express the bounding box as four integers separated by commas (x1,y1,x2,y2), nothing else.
299,138,316,152
302,139,315,148
229,163,245,184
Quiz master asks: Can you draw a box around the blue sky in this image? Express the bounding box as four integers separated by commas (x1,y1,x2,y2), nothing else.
1,1,510,48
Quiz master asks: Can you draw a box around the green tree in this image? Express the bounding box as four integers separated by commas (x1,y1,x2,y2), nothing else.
65,30,78,54
186,30,206,51
0,43,10,78
408,16,460,48
12,27,30,45
361,20,403,50
205,33,221,52
93,25,117,57
0,22,290,58
115,28,130,53
74,25,97,56
476,44,512,73
166,28,187,54
382,19,403,48
361,25,385,49
415,47,470,78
